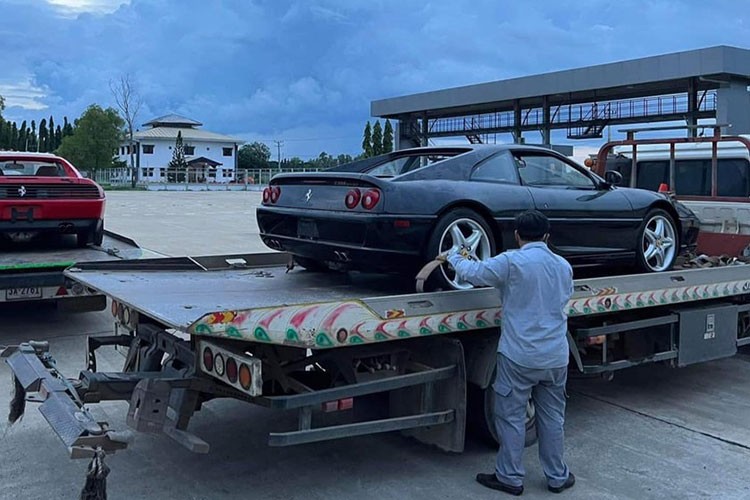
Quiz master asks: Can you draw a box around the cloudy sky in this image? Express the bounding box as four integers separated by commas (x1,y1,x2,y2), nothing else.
0,0,748,159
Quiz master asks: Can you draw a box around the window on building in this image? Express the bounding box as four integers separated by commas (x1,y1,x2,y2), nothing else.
184,146,195,155
143,145,155,154
159,168,166,178
141,168,148,177
223,147,233,157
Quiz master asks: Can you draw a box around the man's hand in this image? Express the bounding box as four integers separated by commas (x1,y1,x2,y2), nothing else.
435,245,472,263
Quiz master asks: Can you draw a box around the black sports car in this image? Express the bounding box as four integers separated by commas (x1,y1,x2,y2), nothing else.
257,144,700,290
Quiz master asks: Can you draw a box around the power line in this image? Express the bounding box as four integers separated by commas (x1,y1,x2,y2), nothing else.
273,140,284,167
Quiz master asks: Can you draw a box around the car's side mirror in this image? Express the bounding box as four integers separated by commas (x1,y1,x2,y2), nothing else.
604,170,623,186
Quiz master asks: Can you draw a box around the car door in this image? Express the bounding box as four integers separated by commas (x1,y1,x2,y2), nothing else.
513,150,639,256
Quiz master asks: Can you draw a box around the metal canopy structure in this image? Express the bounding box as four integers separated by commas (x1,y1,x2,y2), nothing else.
371,45,750,148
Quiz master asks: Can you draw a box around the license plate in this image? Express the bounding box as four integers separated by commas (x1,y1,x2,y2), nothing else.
5,287,43,300
297,219,319,239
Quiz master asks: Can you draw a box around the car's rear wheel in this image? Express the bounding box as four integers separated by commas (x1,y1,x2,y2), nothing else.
77,220,104,248
425,208,496,290
636,209,678,272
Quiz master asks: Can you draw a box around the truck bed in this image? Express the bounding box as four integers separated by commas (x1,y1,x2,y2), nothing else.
64,253,750,349
0,230,156,270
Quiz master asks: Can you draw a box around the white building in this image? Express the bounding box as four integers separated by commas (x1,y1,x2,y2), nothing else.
118,114,244,183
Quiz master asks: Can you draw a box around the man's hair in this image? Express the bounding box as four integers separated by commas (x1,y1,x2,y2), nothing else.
515,210,550,241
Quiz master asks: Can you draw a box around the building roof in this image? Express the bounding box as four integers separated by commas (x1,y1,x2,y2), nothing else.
187,156,223,167
371,45,750,119
142,114,203,128
133,126,244,144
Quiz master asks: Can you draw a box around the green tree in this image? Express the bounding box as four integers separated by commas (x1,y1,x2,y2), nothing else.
168,130,188,172
54,125,62,151
336,154,353,166
29,120,37,151
0,120,9,149
362,121,373,157
57,104,125,171
238,141,271,170
63,116,73,137
372,120,383,156
10,122,18,150
48,115,55,150
383,119,394,153
18,120,27,151
39,118,48,152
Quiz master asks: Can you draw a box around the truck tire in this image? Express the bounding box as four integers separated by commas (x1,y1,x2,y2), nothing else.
468,379,538,448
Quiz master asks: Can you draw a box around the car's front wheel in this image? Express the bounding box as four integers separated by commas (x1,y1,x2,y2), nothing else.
636,209,678,272
425,208,496,290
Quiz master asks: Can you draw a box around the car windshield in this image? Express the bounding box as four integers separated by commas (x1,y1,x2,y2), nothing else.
0,160,64,177
365,153,458,178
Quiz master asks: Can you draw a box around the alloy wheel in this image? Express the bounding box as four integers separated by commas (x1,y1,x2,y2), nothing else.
642,214,676,272
438,218,492,289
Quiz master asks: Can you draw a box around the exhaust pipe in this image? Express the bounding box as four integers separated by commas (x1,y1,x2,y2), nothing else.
334,251,351,262
58,222,75,233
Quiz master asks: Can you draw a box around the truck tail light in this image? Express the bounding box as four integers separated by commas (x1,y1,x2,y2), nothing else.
262,188,270,203
199,341,262,396
361,189,381,210
344,188,361,209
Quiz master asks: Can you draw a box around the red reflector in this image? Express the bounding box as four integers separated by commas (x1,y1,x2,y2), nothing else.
394,220,410,228
56,286,68,296
226,357,238,383
322,398,354,412
203,347,214,372
338,398,353,411
239,363,252,390
322,401,338,412
658,183,669,193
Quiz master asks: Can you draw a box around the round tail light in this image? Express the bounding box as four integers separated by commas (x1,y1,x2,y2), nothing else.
262,188,270,203
361,189,381,210
239,363,252,390
203,347,214,372
269,186,281,203
226,357,238,383
345,188,361,209
214,353,225,376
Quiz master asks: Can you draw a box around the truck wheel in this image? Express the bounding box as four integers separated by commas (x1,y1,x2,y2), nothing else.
469,381,538,448
636,209,678,272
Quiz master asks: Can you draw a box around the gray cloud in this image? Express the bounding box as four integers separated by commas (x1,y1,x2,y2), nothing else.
0,0,748,157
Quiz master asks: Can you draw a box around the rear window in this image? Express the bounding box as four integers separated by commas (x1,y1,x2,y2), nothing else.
365,153,458,178
0,160,65,177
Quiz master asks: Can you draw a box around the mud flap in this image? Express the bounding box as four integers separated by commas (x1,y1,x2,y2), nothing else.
390,337,466,453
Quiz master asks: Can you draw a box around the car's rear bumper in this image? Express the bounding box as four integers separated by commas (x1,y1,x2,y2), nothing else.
0,218,100,233
257,207,435,271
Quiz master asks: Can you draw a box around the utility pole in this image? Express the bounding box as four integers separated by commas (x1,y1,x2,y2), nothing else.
273,140,283,169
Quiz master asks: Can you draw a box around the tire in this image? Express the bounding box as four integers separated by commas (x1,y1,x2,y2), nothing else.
293,256,330,272
468,381,538,448
76,230,91,248
636,209,678,273
425,208,496,291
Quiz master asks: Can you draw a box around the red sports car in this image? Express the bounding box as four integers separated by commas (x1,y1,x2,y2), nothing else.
0,152,106,247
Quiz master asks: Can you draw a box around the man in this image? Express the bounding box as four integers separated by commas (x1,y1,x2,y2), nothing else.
445,210,575,496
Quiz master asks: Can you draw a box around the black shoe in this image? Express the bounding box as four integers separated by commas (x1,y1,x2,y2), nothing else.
476,473,523,496
548,472,575,493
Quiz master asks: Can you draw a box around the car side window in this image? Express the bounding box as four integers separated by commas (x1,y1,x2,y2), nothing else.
515,153,595,188
470,152,519,184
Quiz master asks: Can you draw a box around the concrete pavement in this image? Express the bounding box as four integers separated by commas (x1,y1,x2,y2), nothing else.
1,190,750,499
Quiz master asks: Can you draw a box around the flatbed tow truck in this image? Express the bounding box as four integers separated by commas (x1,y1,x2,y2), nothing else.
4,249,750,477
0,231,154,312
